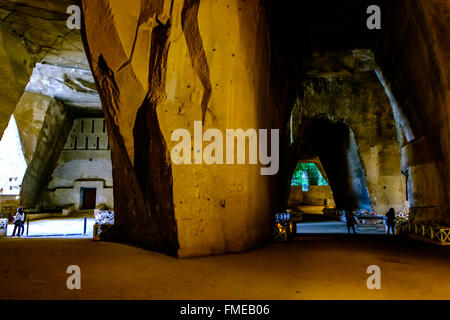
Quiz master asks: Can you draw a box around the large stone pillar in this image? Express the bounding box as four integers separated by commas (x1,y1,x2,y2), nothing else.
81,0,279,256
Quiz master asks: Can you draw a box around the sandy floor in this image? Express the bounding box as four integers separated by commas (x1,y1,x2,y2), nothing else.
0,234,449,300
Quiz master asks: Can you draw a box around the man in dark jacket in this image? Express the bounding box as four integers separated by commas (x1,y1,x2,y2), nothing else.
345,210,357,234
19,208,26,236
386,208,396,235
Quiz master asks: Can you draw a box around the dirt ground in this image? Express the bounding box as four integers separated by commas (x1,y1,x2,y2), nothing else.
0,235,449,300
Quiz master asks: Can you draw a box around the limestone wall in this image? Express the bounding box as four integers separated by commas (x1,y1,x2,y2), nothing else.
43,117,114,209
288,185,335,208
0,1,91,141
82,0,281,256
290,60,406,214
44,181,113,210
14,92,53,163
0,27,34,140
48,150,113,189
20,100,74,207
376,0,450,225
43,149,113,209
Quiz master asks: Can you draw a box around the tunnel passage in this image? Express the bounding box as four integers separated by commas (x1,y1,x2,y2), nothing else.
287,119,371,211
287,159,336,210
267,0,450,227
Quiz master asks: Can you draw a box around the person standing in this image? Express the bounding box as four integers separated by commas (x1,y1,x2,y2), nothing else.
19,208,26,236
386,208,396,235
345,210,357,234
11,209,23,238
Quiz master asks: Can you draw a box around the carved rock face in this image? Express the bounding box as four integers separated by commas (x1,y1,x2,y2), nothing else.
0,28,34,141
288,51,405,215
0,0,96,142
82,0,280,256
375,0,450,226
0,1,101,208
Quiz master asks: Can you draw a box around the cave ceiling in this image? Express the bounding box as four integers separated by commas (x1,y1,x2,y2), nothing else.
0,0,398,114
0,0,100,110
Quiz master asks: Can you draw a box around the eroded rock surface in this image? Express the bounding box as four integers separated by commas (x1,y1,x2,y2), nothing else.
20,99,74,207
287,50,405,214
376,0,450,225
14,92,53,163
82,0,280,256
0,0,96,139
0,1,103,209
0,27,34,140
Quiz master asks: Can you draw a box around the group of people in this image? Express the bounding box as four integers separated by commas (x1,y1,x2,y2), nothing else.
11,208,27,237
344,207,396,235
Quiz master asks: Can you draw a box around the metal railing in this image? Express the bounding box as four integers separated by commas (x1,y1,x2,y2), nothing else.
397,220,450,245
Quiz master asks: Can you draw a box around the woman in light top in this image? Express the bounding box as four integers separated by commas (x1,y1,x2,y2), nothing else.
11,208,24,238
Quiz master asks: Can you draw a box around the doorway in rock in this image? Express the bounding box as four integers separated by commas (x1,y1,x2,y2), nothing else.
288,159,335,214
0,47,115,239
282,118,396,236
81,188,97,210
0,115,27,221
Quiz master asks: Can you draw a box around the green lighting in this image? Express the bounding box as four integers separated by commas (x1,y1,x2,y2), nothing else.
291,163,328,187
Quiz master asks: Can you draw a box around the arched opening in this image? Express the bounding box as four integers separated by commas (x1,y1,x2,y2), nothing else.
0,115,27,200
0,20,114,237
288,159,335,211
282,117,396,235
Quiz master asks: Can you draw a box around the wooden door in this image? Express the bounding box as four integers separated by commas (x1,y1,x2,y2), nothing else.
82,188,96,209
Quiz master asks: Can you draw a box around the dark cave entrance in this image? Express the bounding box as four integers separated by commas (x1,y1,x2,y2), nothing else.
277,118,380,236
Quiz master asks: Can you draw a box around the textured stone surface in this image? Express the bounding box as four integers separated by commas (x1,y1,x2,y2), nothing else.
25,63,100,108
20,100,74,207
0,1,103,210
0,0,88,68
0,27,34,141
43,118,113,209
288,186,335,208
376,0,450,225
0,0,95,139
13,92,53,163
282,51,405,214
82,0,280,256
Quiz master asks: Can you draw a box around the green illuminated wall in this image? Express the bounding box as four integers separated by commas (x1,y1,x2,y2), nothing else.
291,163,328,187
